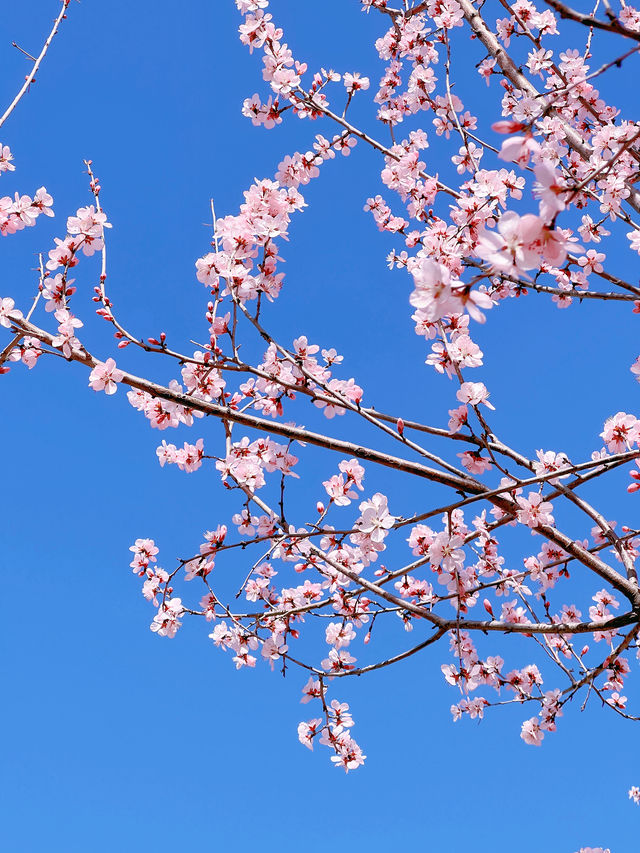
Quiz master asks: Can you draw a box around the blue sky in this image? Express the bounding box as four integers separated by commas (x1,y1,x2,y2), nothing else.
1,2,639,850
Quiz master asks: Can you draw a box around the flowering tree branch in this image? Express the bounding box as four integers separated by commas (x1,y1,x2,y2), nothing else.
4,4,640,839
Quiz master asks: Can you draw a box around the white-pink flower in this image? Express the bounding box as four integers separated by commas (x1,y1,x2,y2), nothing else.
88,358,124,395
410,258,458,320
497,134,540,167
298,719,323,750
601,412,640,452
533,163,566,222
516,492,555,529
475,211,543,276
520,716,544,746
150,597,184,638
0,297,22,328
456,381,495,409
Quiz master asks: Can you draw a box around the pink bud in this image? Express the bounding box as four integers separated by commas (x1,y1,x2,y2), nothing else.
491,120,526,134
397,418,404,436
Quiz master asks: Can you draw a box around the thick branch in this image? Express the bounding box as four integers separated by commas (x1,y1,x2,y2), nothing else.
11,313,638,602
544,0,640,41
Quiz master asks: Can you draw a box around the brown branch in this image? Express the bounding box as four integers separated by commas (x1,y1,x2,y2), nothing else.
10,312,638,603
544,0,640,41
10,316,483,495
0,1,70,130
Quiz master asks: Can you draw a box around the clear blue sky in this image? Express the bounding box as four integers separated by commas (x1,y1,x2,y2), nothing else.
1,2,639,850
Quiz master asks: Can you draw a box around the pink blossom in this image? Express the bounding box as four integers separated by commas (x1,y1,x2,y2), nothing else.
0,144,15,173
501,599,529,624
448,404,468,432
300,677,325,704
297,719,323,750
578,249,605,275
430,532,465,574
516,492,555,529
533,163,566,221
343,72,370,94
520,716,544,746
355,493,395,544
605,692,627,710
477,57,496,84
458,451,492,474
150,597,184,638
601,412,640,452
475,211,543,275
0,297,22,328
498,134,539,166
32,187,54,217
322,648,356,673
325,621,356,648
129,538,159,573
328,699,354,733
330,733,366,771
89,358,124,395
456,381,494,409
410,258,458,320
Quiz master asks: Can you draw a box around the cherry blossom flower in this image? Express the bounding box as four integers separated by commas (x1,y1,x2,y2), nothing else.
52,309,83,358
322,648,356,673
343,72,370,94
532,449,571,484
520,716,544,746
601,412,640,452
0,297,22,328
150,598,184,638
0,145,15,173
498,134,539,167
32,187,54,217
298,719,323,750
354,493,395,546
325,621,356,648
300,677,325,704
456,381,494,409
88,358,124,395
516,493,555,529
458,451,492,474
533,163,566,221
129,538,159,573
475,211,543,275
330,733,366,771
